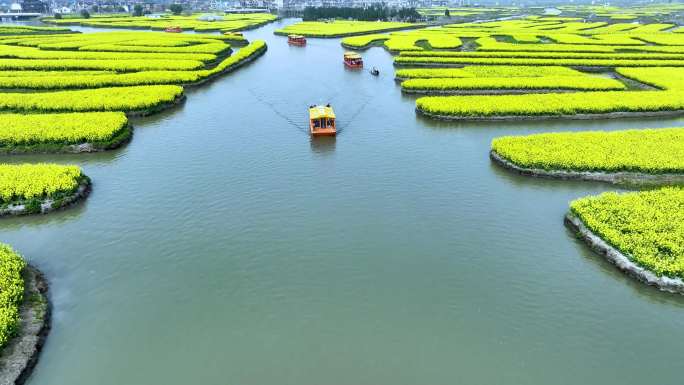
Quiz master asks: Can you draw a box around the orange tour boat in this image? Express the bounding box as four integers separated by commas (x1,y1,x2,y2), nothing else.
165,26,183,33
288,34,306,46
343,52,363,69
309,104,336,136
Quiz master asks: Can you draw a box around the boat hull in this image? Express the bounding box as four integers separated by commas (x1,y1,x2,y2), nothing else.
310,127,336,136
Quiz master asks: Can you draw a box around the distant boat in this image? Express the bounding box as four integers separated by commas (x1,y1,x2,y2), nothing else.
165,26,183,33
309,104,336,136
370,67,379,76
343,52,363,69
288,34,306,46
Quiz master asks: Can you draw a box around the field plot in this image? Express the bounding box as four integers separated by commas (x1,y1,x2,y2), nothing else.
362,17,684,119
0,112,129,153
0,163,88,212
0,244,25,347
0,25,71,35
492,128,684,175
0,31,266,98
0,29,267,216
569,188,684,282
275,20,425,38
43,13,277,32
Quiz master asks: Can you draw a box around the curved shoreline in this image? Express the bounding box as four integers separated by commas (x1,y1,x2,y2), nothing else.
126,94,187,118
0,124,133,155
489,149,684,185
0,177,91,217
565,213,684,294
184,44,268,89
0,264,51,385
416,107,684,121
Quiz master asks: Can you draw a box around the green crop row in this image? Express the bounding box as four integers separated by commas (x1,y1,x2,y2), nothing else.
0,25,71,35
395,66,586,79
617,67,684,90
398,50,684,60
0,112,128,146
0,244,25,348
0,85,183,113
402,75,625,92
0,58,204,72
0,40,266,89
0,163,85,204
570,187,684,279
416,90,684,117
395,55,684,67
492,127,684,173
0,44,217,62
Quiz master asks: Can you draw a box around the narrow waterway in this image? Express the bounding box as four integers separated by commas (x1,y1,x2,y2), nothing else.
2,19,684,385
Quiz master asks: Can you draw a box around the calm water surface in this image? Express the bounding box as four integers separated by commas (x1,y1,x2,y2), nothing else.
2,19,684,385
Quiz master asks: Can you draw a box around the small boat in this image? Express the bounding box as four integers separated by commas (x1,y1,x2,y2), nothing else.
370,67,379,76
165,26,183,33
343,52,363,69
309,104,336,136
288,34,306,46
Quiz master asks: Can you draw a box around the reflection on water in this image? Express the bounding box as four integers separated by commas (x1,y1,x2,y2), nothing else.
309,136,336,155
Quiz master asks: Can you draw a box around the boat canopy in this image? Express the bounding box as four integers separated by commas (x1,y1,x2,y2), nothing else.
309,105,335,120
344,52,362,59
289,34,305,39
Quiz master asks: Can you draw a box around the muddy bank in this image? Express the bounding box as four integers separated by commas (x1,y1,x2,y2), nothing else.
0,177,91,218
490,149,684,185
0,265,51,385
565,213,684,295
126,94,187,118
416,107,684,121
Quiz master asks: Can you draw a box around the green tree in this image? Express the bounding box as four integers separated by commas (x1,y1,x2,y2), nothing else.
80,9,90,18
445,9,450,17
169,4,183,15
54,12,62,19
133,4,143,16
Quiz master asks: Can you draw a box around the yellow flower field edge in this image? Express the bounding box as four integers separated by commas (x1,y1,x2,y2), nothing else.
395,66,586,79
0,42,266,90
0,25,72,35
565,188,684,294
0,244,26,347
490,127,684,184
0,245,50,385
0,112,131,154
0,85,184,115
0,164,91,217
415,90,684,120
401,76,625,93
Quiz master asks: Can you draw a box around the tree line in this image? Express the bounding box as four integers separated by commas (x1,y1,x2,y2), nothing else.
302,5,421,22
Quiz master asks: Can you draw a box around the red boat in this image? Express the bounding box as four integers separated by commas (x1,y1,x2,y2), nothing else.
343,52,363,69
165,26,183,33
288,34,306,46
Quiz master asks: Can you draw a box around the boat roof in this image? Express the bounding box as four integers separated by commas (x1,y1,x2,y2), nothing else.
344,52,361,59
309,105,335,120
288,34,304,38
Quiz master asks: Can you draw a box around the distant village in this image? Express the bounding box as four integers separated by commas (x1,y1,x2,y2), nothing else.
0,0,539,17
